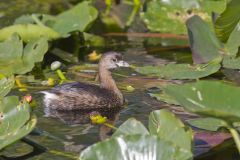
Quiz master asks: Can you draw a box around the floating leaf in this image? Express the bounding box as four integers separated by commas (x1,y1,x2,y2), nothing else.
187,117,228,132
149,93,180,105
80,135,178,160
136,62,221,80
0,34,48,76
149,109,193,160
0,24,60,42
215,0,240,43
186,15,224,63
50,2,98,36
225,22,240,56
112,118,149,137
222,56,240,69
13,2,98,37
0,96,36,150
0,76,14,98
165,81,240,122
141,0,225,34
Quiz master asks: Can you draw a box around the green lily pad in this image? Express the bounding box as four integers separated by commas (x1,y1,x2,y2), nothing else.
0,76,14,98
225,22,240,56
112,118,149,137
0,96,37,150
165,80,240,122
222,56,240,69
149,93,180,105
0,34,48,76
187,117,228,132
136,62,221,80
215,0,240,43
141,0,225,34
186,15,224,63
50,1,98,36
13,2,98,37
0,24,60,42
80,135,179,160
149,109,193,160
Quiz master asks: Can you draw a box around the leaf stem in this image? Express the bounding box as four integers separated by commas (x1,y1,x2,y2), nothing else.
56,69,67,80
31,14,45,28
103,123,118,130
48,150,78,159
228,127,240,153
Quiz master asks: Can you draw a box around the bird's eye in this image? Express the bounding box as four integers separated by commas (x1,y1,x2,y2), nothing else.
112,58,117,62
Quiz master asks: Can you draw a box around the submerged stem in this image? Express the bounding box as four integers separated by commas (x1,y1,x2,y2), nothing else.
48,150,78,159
228,127,240,153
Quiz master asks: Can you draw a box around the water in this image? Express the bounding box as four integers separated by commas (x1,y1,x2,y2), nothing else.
1,1,239,159
2,36,237,159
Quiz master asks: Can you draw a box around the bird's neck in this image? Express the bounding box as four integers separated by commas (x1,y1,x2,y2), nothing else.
99,67,123,102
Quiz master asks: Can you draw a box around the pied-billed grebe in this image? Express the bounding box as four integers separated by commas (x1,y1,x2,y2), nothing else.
41,52,129,111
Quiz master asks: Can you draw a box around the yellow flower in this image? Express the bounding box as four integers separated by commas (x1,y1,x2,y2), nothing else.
88,51,102,62
90,113,107,124
126,85,135,92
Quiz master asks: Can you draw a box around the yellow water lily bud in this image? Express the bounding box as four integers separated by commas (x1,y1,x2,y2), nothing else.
88,51,102,62
126,85,135,92
47,77,55,86
90,114,107,124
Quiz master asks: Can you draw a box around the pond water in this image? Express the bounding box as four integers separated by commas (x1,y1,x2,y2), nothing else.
1,35,238,160
1,1,240,159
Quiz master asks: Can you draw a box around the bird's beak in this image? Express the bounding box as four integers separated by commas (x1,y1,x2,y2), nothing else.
116,60,130,67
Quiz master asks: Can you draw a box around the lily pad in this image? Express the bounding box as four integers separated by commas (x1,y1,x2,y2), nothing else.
165,80,240,122
80,135,178,160
149,93,180,105
0,96,37,150
0,34,48,76
187,117,228,132
13,1,98,37
0,76,14,98
141,0,225,34
186,15,224,63
215,0,240,43
222,56,240,69
136,62,221,80
0,24,60,42
112,118,149,137
225,22,240,56
50,1,98,36
149,109,193,160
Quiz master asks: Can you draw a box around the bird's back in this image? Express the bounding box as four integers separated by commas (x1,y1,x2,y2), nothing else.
41,82,123,111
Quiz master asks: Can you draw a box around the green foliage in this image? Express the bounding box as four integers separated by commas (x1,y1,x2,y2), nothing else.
149,110,193,160
187,117,228,132
225,22,240,56
80,135,177,160
0,34,48,76
0,96,37,150
141,0,225,34
13,1,98,39
50,1,98,36
136,62,221,80
80,109,193,160
149,93,180,105
112,118,149,137
164,81,240,153
222,56,240,69
0,24,60,42
165,81,240,122
215,0,240,43
186,15,223,64
0,76,15,98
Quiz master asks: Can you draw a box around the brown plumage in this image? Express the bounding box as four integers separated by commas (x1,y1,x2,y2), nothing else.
41,52,129,113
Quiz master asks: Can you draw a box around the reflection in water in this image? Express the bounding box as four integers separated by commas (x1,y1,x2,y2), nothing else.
44,106,122,141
